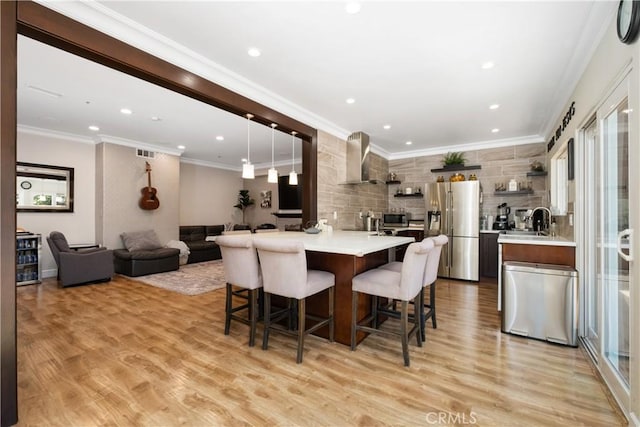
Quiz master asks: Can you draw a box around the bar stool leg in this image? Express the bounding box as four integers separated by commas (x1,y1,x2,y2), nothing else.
350,290,358,351
414,293,423,347
262,292,272,350
430,282,437,329
249,289,258,347
401,300,410,367
224,283,233,335
328,287,335,342
297,298,306,364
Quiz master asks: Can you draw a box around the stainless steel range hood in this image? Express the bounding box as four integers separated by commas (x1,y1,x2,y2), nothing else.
341,131,378,184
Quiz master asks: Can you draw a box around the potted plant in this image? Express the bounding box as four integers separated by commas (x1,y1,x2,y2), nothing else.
233,189,255,226
442,151,466,168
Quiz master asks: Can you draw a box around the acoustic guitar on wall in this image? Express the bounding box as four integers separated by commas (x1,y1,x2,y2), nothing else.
139,161,160,210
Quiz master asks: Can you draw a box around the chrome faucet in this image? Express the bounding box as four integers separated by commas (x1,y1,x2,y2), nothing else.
529,207,552,233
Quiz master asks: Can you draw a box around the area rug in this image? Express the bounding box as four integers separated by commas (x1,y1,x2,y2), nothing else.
130,260,226,296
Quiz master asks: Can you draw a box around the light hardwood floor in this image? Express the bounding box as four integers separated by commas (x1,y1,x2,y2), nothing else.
17,276,624,426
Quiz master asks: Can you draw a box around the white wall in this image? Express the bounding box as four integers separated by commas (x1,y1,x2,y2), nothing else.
546,16,639,422
98,143,180,249
179,162,242,226
17,130,96,277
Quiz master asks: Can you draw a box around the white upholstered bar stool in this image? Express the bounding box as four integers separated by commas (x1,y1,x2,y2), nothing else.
253,238,335,364
351,240,432,366
380,235,448,340
216,235,262,347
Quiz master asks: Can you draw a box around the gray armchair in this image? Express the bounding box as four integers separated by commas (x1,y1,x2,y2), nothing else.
46,231,114,287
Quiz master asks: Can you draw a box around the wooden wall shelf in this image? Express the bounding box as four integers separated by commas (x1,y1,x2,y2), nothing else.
385,180,401,185
526,171,548,177
272,212,302,218
394,194,424,198
430,165,481,173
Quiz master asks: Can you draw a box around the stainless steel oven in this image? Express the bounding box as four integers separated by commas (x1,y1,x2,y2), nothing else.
383,212,410,228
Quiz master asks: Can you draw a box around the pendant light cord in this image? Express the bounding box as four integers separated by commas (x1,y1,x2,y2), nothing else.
246,113,253,163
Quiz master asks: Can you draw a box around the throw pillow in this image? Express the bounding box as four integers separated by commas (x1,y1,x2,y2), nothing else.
121,230,162,251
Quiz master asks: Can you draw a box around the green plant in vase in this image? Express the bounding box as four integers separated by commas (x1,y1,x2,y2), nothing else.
442,151,466,167
233,189,255,225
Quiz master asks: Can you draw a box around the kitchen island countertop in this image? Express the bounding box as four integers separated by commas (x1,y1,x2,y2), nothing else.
253,230,414,257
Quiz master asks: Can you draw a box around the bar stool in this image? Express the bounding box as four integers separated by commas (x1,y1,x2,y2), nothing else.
351,240,432,366
253,238,335,363
379,235,448,340
216,235,262,347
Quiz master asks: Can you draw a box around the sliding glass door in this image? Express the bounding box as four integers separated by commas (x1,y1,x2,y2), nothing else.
583,76,632,413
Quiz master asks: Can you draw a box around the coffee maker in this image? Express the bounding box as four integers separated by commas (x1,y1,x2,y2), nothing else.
493,203,511,230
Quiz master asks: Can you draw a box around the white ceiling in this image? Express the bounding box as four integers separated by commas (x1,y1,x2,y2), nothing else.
18,1,616,170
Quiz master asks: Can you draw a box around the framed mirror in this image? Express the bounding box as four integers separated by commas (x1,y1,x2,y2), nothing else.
16,162,74,212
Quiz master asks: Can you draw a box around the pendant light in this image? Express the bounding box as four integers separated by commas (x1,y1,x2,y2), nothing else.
267,123,278,183
242,113,255,179
289,131,298,185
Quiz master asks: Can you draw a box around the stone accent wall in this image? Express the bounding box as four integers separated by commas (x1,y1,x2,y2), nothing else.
388,142,548,220
317,130,388,230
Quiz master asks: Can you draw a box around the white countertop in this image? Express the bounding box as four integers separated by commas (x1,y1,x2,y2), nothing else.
480,229,502,234
498,233,576,247
250,231,415,257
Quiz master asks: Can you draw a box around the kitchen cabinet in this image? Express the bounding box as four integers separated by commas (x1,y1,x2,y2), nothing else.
395,229,424,260
480,232,499,279
16,233,42,286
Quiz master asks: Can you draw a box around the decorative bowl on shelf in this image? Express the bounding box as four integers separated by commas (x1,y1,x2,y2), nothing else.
450,173,465,182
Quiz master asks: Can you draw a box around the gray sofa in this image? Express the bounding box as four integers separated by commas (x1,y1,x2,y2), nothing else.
179,225,224,263
113,230,180,277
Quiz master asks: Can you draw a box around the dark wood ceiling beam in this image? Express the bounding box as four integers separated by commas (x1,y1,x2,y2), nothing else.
16,1,315,141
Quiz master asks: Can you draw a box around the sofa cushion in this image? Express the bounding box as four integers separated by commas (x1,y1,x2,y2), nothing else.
120,230,163,252
186,241,218,251
179,226,206,242
114,247,179,260
205,225,225,237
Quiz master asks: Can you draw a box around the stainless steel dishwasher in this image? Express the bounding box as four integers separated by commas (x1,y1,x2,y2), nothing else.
502,261,578,346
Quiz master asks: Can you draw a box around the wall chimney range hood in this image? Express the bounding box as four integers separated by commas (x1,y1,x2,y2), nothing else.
341,131,378,184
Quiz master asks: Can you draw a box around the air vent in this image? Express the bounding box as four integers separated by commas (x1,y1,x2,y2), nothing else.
136,148,155,159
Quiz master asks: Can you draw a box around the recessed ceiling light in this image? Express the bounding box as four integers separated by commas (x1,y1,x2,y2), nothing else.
247,47,261,57
241,158,248,163
151,116,161,121
88,125,100,131
406,141,412,145
491,128,500,133
623,108,633,114
346,98,355,104
120,108,133,115
489,104,500,110
216,136,225,141
481,61,495,70
345,2,361,14
383,124,391,130
177,145,186,150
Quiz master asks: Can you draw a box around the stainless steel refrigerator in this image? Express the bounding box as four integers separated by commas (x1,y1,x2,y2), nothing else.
424,181,480,281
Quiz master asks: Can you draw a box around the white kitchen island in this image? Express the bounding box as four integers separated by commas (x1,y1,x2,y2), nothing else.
250,231,415,345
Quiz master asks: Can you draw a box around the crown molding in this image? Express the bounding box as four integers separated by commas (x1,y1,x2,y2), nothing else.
181,157,301,173
17,124,96,144
37,0,351,141
180,157,240,172
386,135,545,161
97,135,185,157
